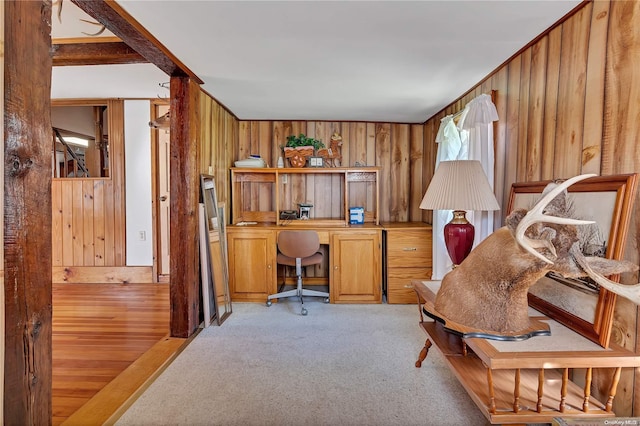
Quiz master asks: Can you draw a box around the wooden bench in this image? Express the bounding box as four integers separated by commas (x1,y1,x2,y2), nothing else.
413,280,640,424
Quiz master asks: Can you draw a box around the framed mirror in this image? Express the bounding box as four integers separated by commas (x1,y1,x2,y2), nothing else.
507,174,638,348
200,174,232,326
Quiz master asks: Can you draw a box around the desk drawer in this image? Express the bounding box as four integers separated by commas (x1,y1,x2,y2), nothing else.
387,268,432,304
386,231,432,268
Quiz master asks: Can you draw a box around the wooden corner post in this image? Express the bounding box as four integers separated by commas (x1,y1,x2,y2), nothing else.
169,76,201,337
4,1,53,423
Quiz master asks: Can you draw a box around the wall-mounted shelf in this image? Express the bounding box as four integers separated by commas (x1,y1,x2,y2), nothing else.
230,167,380,227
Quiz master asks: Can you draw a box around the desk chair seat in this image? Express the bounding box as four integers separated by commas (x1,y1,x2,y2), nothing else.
266,230,329,315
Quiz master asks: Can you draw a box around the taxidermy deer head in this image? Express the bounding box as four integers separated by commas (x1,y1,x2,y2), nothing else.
149,110,170,130
434,174,640,335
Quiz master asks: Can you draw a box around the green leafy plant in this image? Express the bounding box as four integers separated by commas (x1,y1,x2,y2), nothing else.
285,133,325,150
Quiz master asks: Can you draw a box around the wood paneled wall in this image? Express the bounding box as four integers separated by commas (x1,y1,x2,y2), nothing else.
51,99,126,268
423,1,640,415
200,93,238,211
235,121,432,223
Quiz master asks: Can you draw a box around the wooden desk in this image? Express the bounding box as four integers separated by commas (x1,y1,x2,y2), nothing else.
413,280,640,424
226,224,382,304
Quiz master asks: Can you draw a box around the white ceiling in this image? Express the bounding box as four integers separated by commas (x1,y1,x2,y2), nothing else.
51,1,582,123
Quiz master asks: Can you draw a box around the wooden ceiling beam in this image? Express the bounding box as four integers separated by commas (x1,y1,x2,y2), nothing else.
70,0,203,83
52,41,147,66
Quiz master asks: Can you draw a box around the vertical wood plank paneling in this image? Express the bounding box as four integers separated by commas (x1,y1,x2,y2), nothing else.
51,181,63,266
329,122,343,218
365,123,376,167
365,123,377,212
82,180,95,266
200,96,212,173
72,180,84,265
602,2,640,176
554,6,591,178
304,123,316,209
542,26,562,180
314,121,332,219
409,124,424,221
602,4,640,414
61,182,74,265
375,123,391,223
390,124,410,222
527,38,548,182
351,122,366,167
258,121,273,211
517,47,532,182
492,69,508,223
273,121,285,167
249,121,261,212
108,100,126,266
237,121,251,164
582,1,608,174
421,118,436,224
505,55,522,188
52,178,123,267
93,180,105,266
103,180,116,265
258,121,272,166
338,122,350,167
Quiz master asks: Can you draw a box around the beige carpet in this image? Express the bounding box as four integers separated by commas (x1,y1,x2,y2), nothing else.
115,299,490,426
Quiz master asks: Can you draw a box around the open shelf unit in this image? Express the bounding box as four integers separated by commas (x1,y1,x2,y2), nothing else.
230,167,380,226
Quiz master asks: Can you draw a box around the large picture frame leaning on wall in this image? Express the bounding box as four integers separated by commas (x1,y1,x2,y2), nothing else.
506,174,638,348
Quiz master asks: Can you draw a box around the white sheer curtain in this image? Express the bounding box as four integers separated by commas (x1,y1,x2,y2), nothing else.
431,115,463,279
431,94,499,280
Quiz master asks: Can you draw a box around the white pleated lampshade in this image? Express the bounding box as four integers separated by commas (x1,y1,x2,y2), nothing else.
419,160,500,211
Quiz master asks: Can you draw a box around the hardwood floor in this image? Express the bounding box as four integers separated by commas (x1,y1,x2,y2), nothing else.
52,283,183,425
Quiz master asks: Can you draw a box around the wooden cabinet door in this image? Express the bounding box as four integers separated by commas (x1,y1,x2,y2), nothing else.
330,230,381,303
227,229,276,302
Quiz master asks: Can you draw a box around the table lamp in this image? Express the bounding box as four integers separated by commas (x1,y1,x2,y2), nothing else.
419,160,500,266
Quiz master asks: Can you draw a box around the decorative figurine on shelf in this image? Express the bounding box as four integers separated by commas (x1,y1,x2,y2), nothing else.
283,133,324,168
318,132,343,167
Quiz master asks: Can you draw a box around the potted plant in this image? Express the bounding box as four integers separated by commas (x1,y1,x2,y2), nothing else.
283,133,325,167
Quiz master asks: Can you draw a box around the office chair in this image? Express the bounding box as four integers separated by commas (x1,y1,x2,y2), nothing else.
266,230,329,315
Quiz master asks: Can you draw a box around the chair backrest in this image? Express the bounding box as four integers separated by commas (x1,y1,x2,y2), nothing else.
277,230,320,259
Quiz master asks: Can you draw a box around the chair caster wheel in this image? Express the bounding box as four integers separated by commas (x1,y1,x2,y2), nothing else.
324,297,330,304
266,300,272,307
301,308,308,316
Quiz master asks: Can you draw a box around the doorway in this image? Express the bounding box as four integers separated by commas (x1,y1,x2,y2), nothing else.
152,102,171,280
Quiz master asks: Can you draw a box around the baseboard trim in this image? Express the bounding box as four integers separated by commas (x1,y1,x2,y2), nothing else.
53,266,153,283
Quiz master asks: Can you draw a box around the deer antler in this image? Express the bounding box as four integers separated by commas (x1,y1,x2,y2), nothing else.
574,253,640,306
515,174,597,264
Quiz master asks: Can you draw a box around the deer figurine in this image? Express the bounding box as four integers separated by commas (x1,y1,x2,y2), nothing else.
149,109,170,130
317,132,343,167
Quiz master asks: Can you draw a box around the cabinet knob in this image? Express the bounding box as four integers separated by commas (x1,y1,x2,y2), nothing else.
334,266,338,270
404,284,414,288
402,247,417,251
267,264,272,269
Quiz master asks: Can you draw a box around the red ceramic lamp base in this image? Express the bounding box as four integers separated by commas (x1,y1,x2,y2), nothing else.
444,210,475,266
